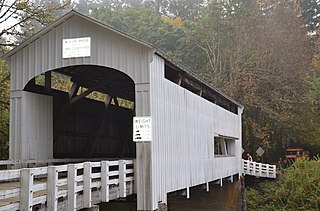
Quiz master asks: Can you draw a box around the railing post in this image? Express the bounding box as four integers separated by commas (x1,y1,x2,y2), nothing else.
252,162,256,176
242,159,246,175
84,162,92,208
259,163,262,177
119,160,126,198
101,161,109,202
20,168,33,211
246,160,249,175
68,164,77,211
266,164,270,178
47,166,58,211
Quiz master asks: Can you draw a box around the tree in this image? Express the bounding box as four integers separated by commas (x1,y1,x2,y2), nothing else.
300,0,320,32
0,59,9,159
90,6,186,57
0,0,70,55
167,0,205,20
176,0,315,159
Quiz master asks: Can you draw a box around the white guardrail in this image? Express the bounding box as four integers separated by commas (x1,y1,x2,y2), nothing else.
0,160,134,210
242,159,276,178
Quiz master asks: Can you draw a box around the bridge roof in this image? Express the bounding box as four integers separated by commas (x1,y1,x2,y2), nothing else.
3,10,243,109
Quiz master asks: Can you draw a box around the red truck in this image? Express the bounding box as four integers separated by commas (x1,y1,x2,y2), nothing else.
285,147,309,164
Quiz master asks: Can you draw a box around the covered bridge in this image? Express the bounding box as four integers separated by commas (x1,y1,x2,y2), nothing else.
4,11,243,210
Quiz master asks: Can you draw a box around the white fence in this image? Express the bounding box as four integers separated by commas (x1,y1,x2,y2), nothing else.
242,159,276,178
0,160,134,210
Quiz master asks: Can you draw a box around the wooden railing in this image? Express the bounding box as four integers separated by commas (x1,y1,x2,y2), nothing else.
242,159,276,178
0,160,134,210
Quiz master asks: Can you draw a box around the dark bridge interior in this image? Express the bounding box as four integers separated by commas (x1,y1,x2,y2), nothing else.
24,65,136,159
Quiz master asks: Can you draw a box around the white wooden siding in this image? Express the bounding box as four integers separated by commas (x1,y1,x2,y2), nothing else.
8,15,152,92
10,91,53,161
21,92,53,160
150,55,242,209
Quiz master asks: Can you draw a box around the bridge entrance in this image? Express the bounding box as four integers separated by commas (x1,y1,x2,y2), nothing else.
23,65,136,160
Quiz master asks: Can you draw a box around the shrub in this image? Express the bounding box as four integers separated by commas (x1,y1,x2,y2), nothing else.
246,157,320,210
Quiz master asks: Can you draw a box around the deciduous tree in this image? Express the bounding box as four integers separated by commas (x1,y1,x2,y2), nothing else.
0,0,70,54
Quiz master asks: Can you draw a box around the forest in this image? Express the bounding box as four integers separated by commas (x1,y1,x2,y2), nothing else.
0,0,320,161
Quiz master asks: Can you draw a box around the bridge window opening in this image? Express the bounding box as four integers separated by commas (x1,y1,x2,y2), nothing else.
214,137,235,157
51,72,73,92
164,60,238,115
24,65,136,160
35,73,45,86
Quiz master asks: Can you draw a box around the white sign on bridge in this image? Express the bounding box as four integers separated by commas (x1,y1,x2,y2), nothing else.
133,117,152,142
62,37,91,58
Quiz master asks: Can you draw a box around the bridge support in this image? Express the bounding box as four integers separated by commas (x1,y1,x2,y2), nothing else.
186,187,190,199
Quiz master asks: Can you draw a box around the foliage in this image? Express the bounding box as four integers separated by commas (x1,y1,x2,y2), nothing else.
300,0,320,32
90,6,186,58
246,158,320,210
175,0,316,160
74,0,205,20
0,59,9,159
0,0,70,55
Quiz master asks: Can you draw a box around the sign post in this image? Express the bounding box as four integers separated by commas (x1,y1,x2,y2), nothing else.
133,117,152,142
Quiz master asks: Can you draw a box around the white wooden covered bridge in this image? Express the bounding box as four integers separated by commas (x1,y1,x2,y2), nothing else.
0,10,275,210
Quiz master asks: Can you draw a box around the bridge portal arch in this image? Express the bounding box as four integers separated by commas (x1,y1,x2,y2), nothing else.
5,11,153,163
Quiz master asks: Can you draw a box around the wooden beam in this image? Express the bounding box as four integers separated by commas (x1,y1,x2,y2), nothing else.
71,77,135,101
199,89,203,97
105,95,112,109
45,71,51,90
184,77,202,92
69,88,94,105
68,83,80,99
113,97,119,107
177,76,182,86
